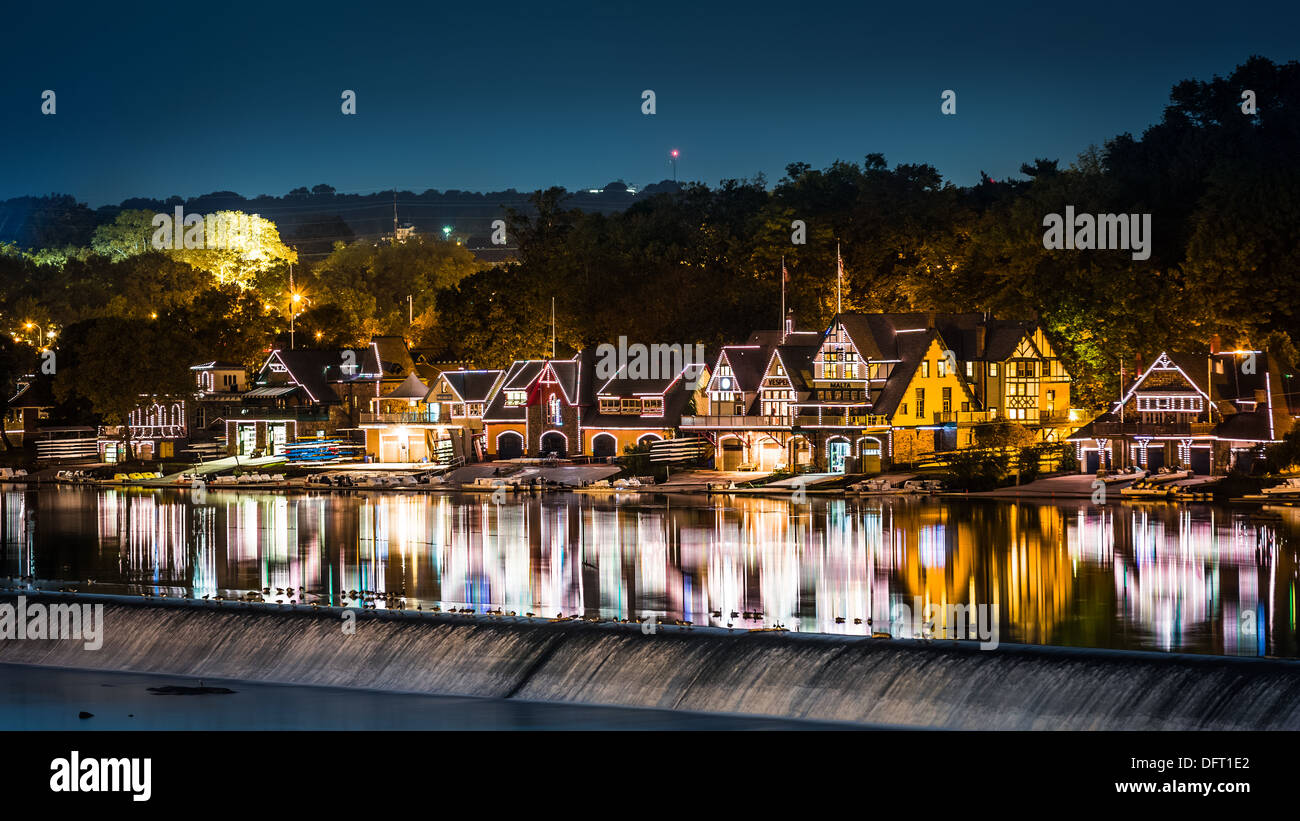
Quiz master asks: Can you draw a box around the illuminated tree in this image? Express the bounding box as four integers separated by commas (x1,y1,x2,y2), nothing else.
90,210,158,260
167,211,298,289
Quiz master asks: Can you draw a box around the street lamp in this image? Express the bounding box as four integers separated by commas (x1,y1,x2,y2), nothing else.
23,322,44,349
289,291,308,349
670,149,679,182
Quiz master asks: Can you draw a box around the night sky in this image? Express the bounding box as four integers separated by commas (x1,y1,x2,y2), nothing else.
2,0,1296,206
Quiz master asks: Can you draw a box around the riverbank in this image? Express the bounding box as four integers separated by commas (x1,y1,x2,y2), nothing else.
2,594,1297,730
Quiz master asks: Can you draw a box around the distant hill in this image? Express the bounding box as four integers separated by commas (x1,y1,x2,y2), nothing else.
0,180,685,260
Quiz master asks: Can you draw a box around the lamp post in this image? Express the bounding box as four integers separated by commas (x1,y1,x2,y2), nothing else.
23,322,44,350
289,292,304,349
670,149,679,182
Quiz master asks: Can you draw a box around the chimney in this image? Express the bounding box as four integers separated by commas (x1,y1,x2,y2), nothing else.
926,310,936,330
975,323,987,360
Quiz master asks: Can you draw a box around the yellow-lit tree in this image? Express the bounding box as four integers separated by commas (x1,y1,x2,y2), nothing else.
167,211,297,289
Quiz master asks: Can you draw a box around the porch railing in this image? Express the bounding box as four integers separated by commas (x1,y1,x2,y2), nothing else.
360,411,444,425
793,413,890,428
679,415,792,428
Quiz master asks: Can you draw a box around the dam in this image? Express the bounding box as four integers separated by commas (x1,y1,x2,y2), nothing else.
1,595,1298,730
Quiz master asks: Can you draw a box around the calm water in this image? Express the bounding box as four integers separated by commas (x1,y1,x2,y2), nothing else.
1,485,1296,658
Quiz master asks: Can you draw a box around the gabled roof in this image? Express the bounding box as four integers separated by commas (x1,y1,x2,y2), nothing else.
382,372,430,400
770,344,818,397
257,349,346,403
1068,349,1290,443
369,336,416,378
583,366,704,430
432,369,504,403
408,349,474,381
781,331,823,347
831,313,1042,363
539,357,583,406
714,345,773,394
870,328,943,416
482,359,547,422
190,360,242,371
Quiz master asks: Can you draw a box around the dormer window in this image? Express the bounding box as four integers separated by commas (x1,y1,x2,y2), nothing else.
599,397,620,414
505,390,527,407
641,397,664,416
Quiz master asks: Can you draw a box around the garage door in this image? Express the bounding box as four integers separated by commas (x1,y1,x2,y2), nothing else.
497,432,524,459
381,438,401,463
592,434,617,458
719,440,743,471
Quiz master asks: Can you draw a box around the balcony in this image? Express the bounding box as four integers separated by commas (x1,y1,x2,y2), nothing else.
360,411,447,425
793,412,890,428
680,414,792,429
1091,421,1216,436
931,410,991,425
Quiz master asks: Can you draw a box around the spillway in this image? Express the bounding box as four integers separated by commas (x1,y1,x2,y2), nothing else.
1,595,1297,730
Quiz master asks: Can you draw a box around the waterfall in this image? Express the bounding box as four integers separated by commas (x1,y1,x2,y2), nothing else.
2,596,1297,730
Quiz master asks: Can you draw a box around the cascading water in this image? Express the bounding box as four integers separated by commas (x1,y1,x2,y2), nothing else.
1,596,1297,730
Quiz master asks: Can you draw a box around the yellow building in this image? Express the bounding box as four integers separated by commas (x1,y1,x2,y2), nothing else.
686,313,1079,473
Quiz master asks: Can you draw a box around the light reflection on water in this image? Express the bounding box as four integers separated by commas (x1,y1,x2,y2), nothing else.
2,486,1297,658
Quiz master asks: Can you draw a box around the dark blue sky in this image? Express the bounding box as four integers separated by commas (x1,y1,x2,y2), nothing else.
2,0,1295,206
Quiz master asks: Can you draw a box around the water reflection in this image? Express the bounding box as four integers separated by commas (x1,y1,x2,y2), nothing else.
3,486,1297,658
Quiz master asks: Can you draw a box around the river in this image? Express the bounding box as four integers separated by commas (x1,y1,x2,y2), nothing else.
1,484,1295,658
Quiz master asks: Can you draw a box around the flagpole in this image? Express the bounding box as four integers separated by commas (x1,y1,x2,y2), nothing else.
836,243,842,315
781,256,786,338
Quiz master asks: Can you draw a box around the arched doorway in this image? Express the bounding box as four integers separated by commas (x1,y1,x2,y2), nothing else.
718,436,744,471
636,433,662,448
757,438,784,471
496,431,524,460
591,433,617,458
540,431,567,458
856,436,883,474
827,436,851,474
